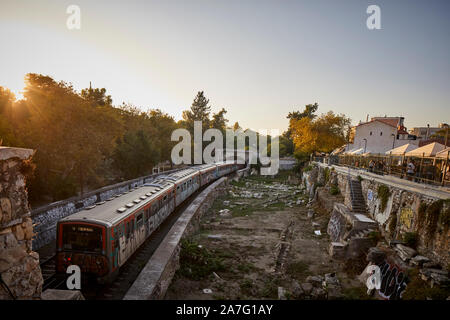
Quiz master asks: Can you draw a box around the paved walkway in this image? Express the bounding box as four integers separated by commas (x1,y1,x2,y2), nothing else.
316,162,450,200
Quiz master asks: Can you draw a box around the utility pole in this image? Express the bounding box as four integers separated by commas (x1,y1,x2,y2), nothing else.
445,124,449,147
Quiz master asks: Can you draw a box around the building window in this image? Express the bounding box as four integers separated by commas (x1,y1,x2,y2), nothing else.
380,132,383,136
370,131,372,136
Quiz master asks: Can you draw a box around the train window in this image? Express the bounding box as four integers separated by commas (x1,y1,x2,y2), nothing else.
62,225,103,253
163,195,167,203
126,221,130,239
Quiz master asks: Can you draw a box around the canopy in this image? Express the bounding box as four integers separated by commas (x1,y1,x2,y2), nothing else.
350,148,365,155
404,142,446,157
331,145,346,155
385,143,418,156
436,147,450,159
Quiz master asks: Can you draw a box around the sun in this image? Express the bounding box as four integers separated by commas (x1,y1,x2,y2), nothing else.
1,76,25,100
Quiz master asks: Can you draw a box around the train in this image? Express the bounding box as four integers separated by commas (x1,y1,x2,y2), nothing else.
55,161,242,283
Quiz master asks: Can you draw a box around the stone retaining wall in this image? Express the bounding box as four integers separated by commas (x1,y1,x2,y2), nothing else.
305,162,450,268
123,177,228,300
31,168,182,250
0,147,43,299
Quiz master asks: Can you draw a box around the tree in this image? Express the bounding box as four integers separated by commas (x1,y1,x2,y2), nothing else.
211,108,228,131
22,73,122,199
290,111,351,154
112,129,159,179
287,103,318,121
0,87,17,146
81,86,112,106
182,91,211,133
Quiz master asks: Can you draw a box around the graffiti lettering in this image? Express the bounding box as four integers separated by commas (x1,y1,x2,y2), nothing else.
377,261,408,300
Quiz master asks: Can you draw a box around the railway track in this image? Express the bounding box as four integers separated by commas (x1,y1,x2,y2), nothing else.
39,183,209,299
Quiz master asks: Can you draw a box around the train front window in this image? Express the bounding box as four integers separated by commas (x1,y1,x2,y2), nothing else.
62,224,103,253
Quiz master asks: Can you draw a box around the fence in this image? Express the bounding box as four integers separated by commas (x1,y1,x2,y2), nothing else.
313,152,450,187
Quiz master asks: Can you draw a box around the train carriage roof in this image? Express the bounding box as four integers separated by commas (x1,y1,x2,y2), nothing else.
59,182,173,226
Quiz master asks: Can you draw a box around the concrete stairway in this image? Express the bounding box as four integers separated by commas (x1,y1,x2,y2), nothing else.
348,179,367,213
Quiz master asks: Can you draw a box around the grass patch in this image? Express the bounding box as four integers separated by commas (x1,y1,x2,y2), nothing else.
402,269,450,300
402,232,419,249
236,261,257,273
239,278,254,296
377,184,391,212
330,185,340,195
259,276,283,299
286,261,311,280
231,205,255,217
341,286,373,300
178,239,227,280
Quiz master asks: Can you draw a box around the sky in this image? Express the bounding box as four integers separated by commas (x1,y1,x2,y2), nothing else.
0,0,449,132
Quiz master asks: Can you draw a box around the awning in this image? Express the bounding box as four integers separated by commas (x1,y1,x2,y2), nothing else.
404,142,446,157
385,143,418,156
436,147,450,159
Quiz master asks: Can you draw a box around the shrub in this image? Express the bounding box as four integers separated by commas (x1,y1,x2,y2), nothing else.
424,200,443,242
330,185,340,195
377,184,391,212
368,231,382,245
178,239,226,280
402,232,418,248
303,165,313,172
388,214,397,236
357,175,363,182
402,269,450,300
324,167,330,183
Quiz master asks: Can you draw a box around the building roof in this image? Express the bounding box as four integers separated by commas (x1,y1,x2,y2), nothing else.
356,119,397,129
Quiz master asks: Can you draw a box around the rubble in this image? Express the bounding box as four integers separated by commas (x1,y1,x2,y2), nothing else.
219,209,231,217
394,244,417,261
366,247,387,264
278,287,287,300
420,268,449,286
410,255,430,267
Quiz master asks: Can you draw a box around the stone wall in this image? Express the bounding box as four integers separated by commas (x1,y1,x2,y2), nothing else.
31,167,182,250
0,147,43,299
308,162,450,268
123,177,228,300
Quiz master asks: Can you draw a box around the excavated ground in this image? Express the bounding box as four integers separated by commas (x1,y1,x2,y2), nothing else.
165,171,368,300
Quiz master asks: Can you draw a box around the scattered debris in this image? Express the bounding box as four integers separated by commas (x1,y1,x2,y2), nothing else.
219,209,231,217
278,287,287,300
203,289,213,294
410,255,430,267
207,234,223,240
394,244,417,261
314,230,321,236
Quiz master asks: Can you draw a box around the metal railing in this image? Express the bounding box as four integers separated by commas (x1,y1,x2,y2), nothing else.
332,152,450,187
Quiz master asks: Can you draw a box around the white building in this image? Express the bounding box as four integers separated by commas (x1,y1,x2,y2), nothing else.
346,117,419,155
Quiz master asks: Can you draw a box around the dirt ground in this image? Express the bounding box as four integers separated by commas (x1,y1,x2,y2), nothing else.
165,171,368,300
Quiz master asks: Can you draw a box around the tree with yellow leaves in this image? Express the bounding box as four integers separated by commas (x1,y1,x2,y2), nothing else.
290,110,351,154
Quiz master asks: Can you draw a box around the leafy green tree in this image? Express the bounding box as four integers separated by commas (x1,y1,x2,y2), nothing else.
211,108,228,131
81,86,112,106
287,103,318,121
182,91,211,133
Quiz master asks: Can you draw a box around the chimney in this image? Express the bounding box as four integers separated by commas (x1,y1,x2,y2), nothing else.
366,114,369,122
426,124,430,140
